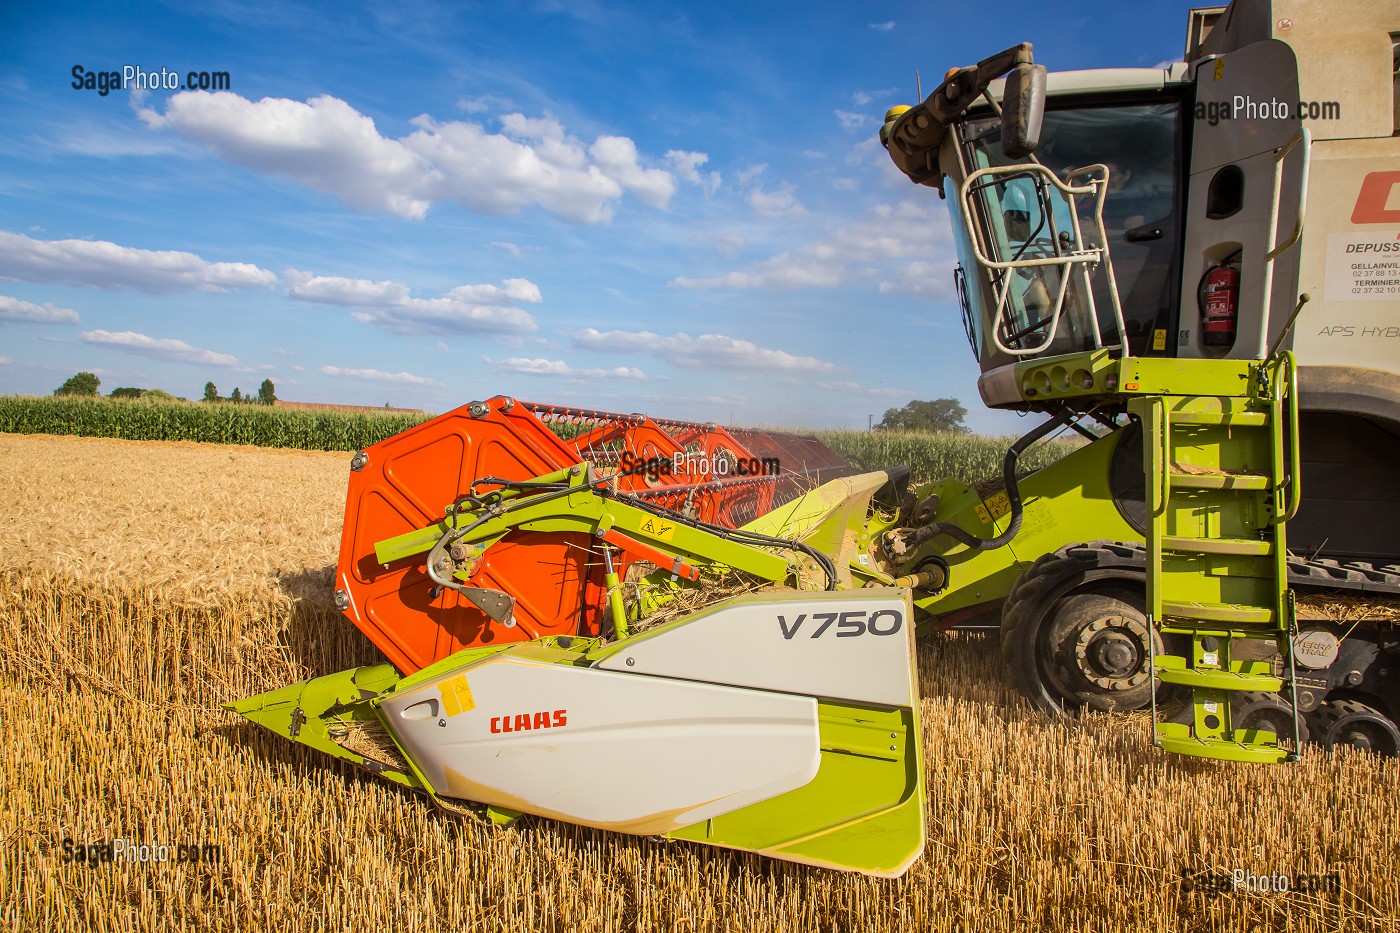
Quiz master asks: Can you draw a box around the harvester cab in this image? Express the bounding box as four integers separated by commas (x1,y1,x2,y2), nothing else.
880,1,1400,761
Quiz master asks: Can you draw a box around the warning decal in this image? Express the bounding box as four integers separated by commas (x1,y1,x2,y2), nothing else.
1325,232,1400,302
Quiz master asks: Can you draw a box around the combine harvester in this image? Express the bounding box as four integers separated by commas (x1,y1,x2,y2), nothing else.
233,0,1400,876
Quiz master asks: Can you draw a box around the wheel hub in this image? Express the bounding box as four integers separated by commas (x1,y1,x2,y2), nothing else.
1072,615,1151,690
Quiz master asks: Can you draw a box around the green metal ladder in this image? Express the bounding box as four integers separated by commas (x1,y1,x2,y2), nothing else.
1129,353,1302,763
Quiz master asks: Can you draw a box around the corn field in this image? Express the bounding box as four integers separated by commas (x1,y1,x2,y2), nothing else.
0,395,1067,486
815,428,1071,485
2,433,1398,932
0,395,426,451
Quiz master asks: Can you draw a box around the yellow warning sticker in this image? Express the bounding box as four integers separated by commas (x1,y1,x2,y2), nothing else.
637,517,676,541
1152,329,1167,351
438,673,475,717
1213,58,1225,81
974,491,1011,525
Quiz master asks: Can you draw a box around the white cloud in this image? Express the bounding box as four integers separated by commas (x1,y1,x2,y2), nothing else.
747,184,805,218
140,91,693,224
319,365,441,386
490,241,523,258
852,87,900,108
0,295,79,324
666,150,721,194
0,356,12,364
817,380,913,399
671,201,949,291
712,232,746,258
878,261,956,299
736,163,767,186
869,20,896,30
490,356,651,380
435,340,449,352
0,230,276,293
285,269,539,336
285,270,409,306
80,329,239,367
589,135,676,208
835,110,868,131
446,279,542,304
572,328,837,373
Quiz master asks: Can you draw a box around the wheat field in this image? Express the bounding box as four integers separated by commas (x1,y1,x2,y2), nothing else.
1,433,1397,932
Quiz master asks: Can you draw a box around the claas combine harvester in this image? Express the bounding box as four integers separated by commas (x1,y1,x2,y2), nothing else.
232,0,1400,876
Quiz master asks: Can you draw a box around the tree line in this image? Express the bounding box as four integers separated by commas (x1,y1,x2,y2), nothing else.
55,371,277,405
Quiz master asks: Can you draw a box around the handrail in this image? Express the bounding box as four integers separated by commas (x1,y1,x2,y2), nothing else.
958,162,1128,358
1279,351,1302,523
1255,128,1312,358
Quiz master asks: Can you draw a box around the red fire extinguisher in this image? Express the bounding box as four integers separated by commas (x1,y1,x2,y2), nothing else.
1199,255,1241,348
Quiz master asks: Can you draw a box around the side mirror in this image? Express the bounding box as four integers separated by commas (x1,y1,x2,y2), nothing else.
1001,63,1047,159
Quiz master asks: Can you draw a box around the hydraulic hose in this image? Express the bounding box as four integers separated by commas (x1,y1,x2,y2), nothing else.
920,406,1075,551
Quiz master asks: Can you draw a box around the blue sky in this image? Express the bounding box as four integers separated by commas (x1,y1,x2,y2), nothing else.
0,0,1198,433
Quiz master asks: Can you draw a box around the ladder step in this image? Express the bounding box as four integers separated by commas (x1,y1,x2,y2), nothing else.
1154,655,1283,691
1167,471,1270,491
1155,722,1289,763
1162,600,1275,625
1162,535,1274,556
1170,411,1269,427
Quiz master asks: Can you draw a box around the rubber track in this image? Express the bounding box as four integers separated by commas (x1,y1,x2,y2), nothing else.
998,541,1399,715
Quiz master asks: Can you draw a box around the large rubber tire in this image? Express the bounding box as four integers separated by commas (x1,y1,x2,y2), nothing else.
1308,698,1400,757
1001,544,1174,715
1232,691,1309,752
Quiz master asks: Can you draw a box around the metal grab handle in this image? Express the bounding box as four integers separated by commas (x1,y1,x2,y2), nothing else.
1279,351,1302,523
1267,128,1311,262
1156,400,1170,518
1255,128,1311,358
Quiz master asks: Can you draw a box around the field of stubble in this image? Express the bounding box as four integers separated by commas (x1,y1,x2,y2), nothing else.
1,433,1396,932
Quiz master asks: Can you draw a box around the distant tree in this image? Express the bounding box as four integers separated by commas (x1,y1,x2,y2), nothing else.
876,398,969,433
109,387,143,399
55,371,100,396
143,389,176,401
257,378,277,406
231,387,242,403
203,381,219,402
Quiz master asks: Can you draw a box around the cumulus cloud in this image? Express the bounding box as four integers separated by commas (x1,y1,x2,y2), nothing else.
572,328,837,373
490,356,651,380
285,269,539,336
0,295,79,323
80,329,239,367
285,271,409,306
671,200,949,291
747,184,804,218
141,91,694,223
0,230,275,293
666,150,721,194
319,365,441,386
